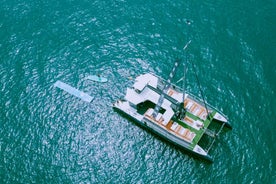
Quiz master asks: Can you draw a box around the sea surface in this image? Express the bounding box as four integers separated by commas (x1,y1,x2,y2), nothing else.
0,0,275,183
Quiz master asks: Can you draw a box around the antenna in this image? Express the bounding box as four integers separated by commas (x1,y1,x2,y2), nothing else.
183,40,192,50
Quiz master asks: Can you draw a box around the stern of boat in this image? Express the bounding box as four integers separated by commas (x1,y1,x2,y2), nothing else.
193,145,213,162
112,99,132,115
213,112,232,129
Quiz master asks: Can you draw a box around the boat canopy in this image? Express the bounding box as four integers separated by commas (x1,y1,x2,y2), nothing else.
133,73,158,91
126,87,171,108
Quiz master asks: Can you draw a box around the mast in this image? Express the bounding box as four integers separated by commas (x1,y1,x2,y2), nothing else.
182,40,191,102
152,59,181,118
176,40,191,119
183,20,192,105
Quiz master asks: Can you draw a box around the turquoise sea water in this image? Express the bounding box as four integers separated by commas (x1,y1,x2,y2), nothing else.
0,0,275,183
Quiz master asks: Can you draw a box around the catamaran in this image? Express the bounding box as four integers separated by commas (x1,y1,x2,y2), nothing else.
113,45,232,162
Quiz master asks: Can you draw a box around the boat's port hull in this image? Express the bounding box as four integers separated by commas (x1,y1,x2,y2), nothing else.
113,105,213,163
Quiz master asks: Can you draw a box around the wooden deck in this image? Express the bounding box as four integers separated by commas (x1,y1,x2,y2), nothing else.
144,109,196,143
184,97,208,120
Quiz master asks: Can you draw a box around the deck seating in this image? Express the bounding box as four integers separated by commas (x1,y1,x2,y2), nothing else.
144,108,166,125
168,89,174,96
178,127,187,136
184,116,194,125
183,130,196,142
176,127,196,142
184,98,208,120
171,122,179,131
196,108,205,117
200,112,207,120
183,116,203,130
190,104,198,112
185,101,194,110
193,107,201,115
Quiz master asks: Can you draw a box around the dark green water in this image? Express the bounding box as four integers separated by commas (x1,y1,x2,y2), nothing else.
0,0,275,183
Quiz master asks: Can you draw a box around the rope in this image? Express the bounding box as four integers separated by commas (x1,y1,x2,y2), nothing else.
190,61,210,119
